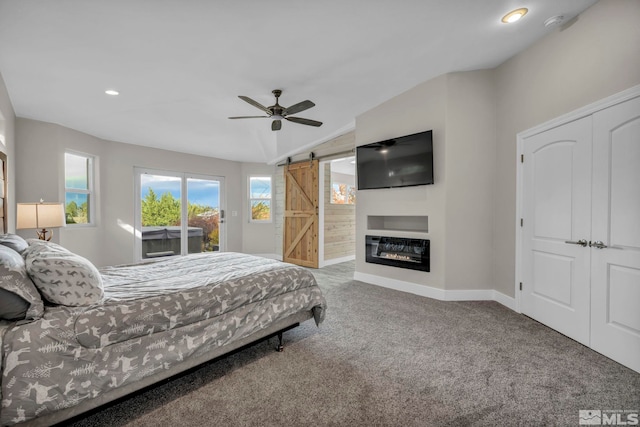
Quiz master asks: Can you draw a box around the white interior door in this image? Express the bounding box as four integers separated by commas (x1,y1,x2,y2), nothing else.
590,96,640,372
521,117,592,346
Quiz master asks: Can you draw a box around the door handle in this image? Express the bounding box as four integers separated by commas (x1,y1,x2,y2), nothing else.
590,241,608,249
565,239,588,247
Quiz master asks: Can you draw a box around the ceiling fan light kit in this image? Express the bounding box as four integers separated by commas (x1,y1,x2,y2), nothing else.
229,89,323,131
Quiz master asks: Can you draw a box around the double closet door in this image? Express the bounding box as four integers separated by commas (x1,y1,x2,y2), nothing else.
521,95,640,373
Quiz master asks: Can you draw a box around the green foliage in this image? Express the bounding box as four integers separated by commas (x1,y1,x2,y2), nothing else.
78,202,88,221
66,201,78,217
251,201,271,220
142,188,181,226
142,189,220,251
65,200,89,224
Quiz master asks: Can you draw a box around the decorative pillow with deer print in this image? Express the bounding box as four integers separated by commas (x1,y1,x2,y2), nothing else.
23,239,104,306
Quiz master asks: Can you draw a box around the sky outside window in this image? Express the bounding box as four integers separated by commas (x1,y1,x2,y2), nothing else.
250,177,271,199
65,153,88,189
141,175,219,208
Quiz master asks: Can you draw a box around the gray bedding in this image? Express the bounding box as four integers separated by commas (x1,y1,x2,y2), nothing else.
0,252,326,426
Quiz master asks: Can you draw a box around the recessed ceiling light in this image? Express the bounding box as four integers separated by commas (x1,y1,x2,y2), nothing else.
105,89,119,96
501,8,528,24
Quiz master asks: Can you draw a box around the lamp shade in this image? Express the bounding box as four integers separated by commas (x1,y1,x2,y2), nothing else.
17,203,66,229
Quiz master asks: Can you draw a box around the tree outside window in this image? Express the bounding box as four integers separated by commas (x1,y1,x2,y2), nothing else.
331,182,356,204
64,152,94,225
329,158,356,205
250,176,272,222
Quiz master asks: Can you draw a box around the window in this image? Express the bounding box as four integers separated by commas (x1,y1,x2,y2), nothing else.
331,182,356,204
249,176,272,222
330,157,356,205
64,152,95,225
135,168,224,260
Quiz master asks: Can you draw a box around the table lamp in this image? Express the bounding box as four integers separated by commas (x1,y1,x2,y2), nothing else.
16,201,66,241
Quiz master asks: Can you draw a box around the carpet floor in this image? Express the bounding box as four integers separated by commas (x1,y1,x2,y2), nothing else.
66,261,640,426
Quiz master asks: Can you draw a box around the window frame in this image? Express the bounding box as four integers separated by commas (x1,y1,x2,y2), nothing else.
64,150,96,227
330,181,356,205
248,175,273,223
133,167,226,261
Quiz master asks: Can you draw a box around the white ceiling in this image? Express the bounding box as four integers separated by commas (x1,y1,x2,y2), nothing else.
331,157,356,176
0,0,597,164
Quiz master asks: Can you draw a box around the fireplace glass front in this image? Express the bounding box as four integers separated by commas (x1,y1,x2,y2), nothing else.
365,235,430,272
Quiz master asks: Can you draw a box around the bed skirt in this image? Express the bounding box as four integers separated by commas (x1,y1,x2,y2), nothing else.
18,310,314,427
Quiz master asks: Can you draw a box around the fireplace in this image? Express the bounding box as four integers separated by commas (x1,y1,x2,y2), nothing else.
365,235,430,272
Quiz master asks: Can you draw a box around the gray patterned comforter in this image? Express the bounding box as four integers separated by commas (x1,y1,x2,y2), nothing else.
0,252,326,426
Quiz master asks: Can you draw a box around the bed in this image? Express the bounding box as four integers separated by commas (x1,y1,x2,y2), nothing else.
0,235,326,426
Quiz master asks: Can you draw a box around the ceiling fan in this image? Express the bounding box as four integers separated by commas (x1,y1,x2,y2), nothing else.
228,89,323,131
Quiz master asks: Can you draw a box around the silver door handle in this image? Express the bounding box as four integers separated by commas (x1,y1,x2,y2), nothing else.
590,241,608,249
565,239,588,247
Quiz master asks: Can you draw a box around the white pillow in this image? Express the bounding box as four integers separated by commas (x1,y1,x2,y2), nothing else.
23,240,103,306
0,233,29,254
0,245,44,320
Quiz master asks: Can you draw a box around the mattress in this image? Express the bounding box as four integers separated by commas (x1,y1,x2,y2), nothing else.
0,252,326,426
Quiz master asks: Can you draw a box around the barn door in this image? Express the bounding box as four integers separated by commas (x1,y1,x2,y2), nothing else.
284,160,319,268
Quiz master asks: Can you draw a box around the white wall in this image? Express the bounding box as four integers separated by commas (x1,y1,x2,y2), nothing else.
15,119,108,262
355,74,448,289
240,162,277,256
330,171,354,186
444,70,496,290
7,0,638,294
355,0,640,298
15,118,244,266
0,72,16,232
492,0,640,297
355,70,496,292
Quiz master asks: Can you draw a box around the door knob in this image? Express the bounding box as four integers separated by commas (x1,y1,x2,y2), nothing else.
565,239,588,247
590,241,608,249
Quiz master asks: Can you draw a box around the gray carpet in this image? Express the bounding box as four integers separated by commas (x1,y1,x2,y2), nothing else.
66,261,640,426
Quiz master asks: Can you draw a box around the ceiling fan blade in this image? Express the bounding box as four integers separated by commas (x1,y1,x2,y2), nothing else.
238,96,271,114
228,116,270,119
284,100,315,116
285,116,323,127
272,120,282,131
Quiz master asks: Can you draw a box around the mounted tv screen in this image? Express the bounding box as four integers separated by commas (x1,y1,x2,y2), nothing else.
356,130,433,190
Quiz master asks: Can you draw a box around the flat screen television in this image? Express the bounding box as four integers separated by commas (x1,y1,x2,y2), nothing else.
356,130,433,190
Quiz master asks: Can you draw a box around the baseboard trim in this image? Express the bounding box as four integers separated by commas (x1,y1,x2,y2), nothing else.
353,272,516,311
492,290,517,311
321,254,355,268
354,272,446,300
444,289,495,301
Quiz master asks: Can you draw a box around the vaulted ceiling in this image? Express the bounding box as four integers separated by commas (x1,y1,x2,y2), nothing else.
0,0,597,163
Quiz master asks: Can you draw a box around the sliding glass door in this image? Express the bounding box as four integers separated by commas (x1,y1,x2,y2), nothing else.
186,177,221,254
135,168,224,260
